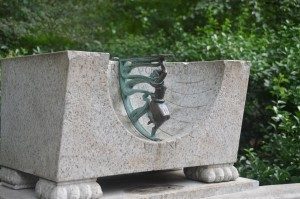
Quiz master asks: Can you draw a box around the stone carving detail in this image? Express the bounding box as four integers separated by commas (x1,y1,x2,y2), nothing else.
0,167,38,189
184,164,239,183
35,178,103,199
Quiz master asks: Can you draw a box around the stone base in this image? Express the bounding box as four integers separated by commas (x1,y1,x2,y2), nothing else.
0,167,38,189
35,178,102,199
0,170,258,199
184,164,239,183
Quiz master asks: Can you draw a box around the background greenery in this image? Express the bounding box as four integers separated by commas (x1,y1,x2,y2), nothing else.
0,0,299,185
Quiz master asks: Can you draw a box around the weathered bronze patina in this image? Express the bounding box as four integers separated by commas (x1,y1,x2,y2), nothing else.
118,55,170,141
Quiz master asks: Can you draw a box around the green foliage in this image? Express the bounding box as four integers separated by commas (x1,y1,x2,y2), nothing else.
238,148,299,185
237,25,300,184
0,0,300,185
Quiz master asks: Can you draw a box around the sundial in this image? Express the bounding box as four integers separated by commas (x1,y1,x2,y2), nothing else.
115,55,223,141
0,51,251,198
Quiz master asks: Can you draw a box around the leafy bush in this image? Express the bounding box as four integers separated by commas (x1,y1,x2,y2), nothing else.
237,24,300,185
0,0,299,185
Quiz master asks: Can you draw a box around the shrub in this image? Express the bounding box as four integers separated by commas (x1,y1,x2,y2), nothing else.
0,0,299,185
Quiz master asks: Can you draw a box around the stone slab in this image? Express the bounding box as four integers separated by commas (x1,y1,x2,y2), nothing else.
0,184,37,199
0,170,259,199
206,183,300,199
2,176,300,199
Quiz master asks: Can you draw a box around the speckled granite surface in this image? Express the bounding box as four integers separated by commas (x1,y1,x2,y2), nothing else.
0,51,251,198
0,52,250,181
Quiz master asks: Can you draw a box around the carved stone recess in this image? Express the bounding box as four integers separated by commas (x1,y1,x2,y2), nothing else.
0,167,38,189
35,178,103,199
184,164,239,183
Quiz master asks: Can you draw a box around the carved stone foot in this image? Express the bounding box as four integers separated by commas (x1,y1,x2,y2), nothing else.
184,164,239,183
35,178,103,199
0,166,38,189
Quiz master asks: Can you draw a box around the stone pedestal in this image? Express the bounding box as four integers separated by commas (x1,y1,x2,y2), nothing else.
0,167,38,189
184,164,239,183
0,51,251,198
35,179,102,199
